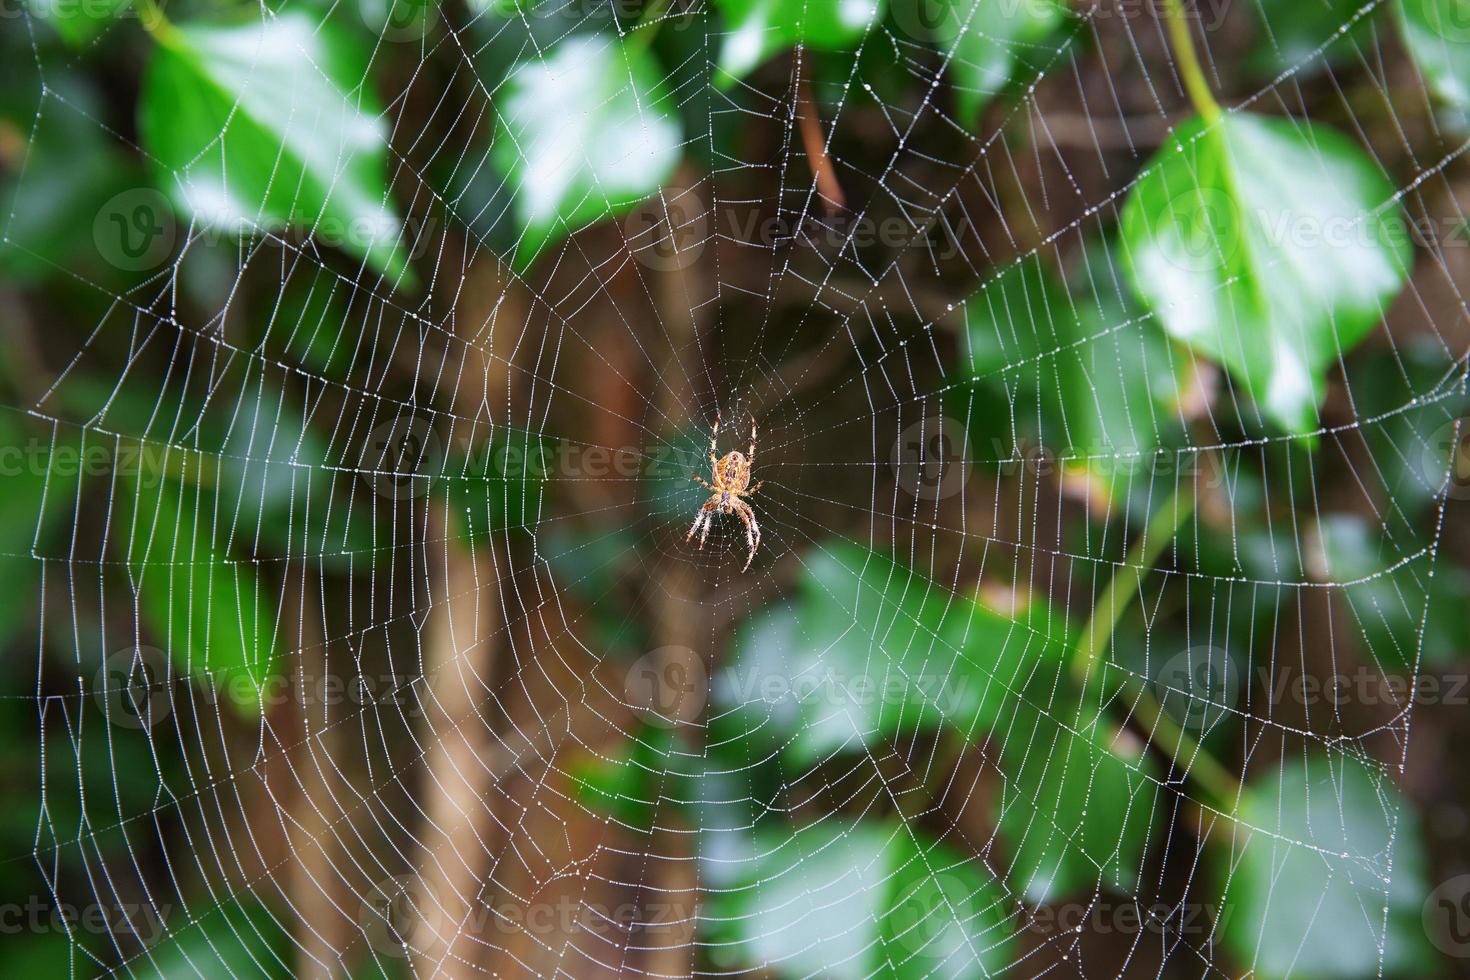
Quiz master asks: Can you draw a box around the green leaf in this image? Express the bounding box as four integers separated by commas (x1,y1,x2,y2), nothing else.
1346,341,1470,523
1060,241,1189,498
120,478,282,716
1120,113,1411,435
704,820,1015,977
492,35,682,269
954,249,1186,498
1311,513,1470,668
1,80,138,283
962,254,1070,378
901,0,1071,126
1397,0,1470,111
138,12,413,283
568,722,679,833
1216,753,1436,978
213,389,378,570
994,702,1159,902
716,543,1072,765
138,898,291,979
0,417,83,645
713,0,884,86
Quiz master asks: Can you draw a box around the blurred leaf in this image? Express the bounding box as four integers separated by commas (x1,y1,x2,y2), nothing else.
717,543,1072,765
1247,0,1377,77
1060,240,1188,498
138,12,412,283
994,700,1159,902
907,0,1071,126
440,434,543,544
704,820,1014,977
962,254,1069,377
0,417,84,645
954,250,1185,498
540,524,647,650
713,0,884,86
138,897,291,979
1120,113,1410,435
1,81,137,283
492,35,682,269
1345,341,1468,523
259,269,359,381
214,389,380,570
569,722,678,832
120,478,282,716
1312,513,1470,668
1397,0,1470,111
1216,753,1435,978
26,0,131,46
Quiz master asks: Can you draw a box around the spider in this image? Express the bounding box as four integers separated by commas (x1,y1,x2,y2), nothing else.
687,412,764,571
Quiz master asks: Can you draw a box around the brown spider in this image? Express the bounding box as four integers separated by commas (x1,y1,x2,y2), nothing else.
687,412,764,571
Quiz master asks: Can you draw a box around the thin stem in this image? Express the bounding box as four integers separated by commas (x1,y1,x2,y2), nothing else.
1160,0,1222,124
1070,485,1194,681
134,0,184,49
796,74,846,215
1070,484,1243,810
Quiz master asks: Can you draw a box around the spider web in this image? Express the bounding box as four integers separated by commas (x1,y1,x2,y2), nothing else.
5,0,1469,976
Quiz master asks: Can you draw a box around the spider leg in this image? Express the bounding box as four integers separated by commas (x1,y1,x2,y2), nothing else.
709,412,721,469
690,472,715,491
686,499,716,544
733,500,761,571
698,508,714,549
748,419,757,462
745,480,765,496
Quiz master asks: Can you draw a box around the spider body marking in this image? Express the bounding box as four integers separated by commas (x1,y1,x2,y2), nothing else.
687,413,764,571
